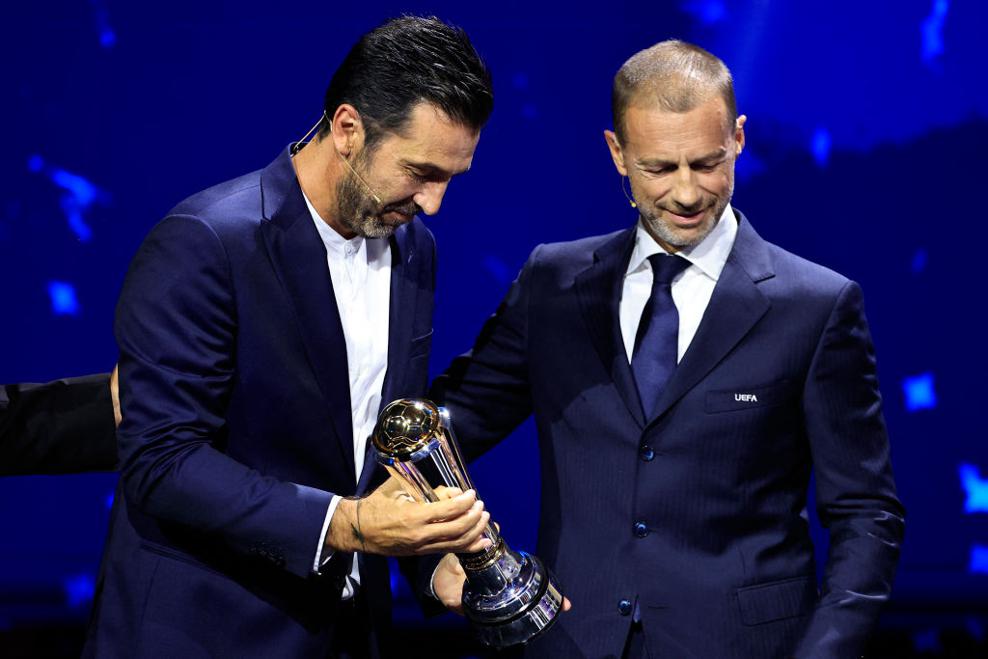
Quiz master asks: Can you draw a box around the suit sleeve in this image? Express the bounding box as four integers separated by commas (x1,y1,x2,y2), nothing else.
115,214,331,578
0,375,117,476
794,281,905,658
408,246,542,609
429,245,542,461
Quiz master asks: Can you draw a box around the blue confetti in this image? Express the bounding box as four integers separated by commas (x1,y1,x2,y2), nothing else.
921,0,949,64
681,0,727,25
911,248,928,273
29,158,107,242
902,372,936,412
965,616,986,641
969,544,988,574
48,281,81,316
960,464,988,514
90,0,116,49
27,154,44,173
64,572,96,607
913,628,941,652
811,128,831,167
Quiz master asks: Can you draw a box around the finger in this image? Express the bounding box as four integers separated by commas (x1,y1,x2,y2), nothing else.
562,597,572,612
433,485,465,500
415,510,491,554
421,490,479,523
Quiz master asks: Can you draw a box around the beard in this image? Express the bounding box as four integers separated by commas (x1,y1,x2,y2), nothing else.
638,176,734,250
335,157,421,239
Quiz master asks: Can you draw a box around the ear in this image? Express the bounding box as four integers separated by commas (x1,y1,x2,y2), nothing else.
329,104,365,156
734,114,747,156
603,129,629,176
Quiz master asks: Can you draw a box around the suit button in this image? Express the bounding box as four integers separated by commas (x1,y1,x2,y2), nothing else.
640,446,655,462
633,522,649,538
618,599,633,616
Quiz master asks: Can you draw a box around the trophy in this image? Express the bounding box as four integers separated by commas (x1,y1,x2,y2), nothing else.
372,398,564,648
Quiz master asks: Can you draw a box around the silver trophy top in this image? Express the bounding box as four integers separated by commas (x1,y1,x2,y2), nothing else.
372,398,443,460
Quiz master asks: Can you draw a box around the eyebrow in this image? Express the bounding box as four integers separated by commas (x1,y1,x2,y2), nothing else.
636,147,728,168
401,160,466,179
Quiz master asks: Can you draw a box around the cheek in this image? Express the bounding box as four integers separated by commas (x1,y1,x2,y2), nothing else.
634,178,671,202
699,171,732,196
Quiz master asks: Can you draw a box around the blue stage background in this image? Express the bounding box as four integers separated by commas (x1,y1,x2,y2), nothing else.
3,0,987,654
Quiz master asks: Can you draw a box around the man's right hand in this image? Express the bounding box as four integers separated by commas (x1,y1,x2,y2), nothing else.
325,480,491,556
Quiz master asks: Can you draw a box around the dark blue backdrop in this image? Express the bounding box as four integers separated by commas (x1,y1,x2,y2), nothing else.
3,0,987,651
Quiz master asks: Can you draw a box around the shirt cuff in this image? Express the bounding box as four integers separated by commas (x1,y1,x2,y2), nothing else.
312,495,341,574
427,559,442,599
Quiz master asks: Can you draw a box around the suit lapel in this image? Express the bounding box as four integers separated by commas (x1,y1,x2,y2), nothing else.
575,228,645,428
259,150,356,487
647,211,774,424
379,225,416,408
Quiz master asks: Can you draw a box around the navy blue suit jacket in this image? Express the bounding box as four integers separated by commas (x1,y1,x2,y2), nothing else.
86,150,436,658
433,211,904,658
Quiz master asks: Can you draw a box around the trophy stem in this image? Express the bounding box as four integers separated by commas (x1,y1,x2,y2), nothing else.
372,398,564,647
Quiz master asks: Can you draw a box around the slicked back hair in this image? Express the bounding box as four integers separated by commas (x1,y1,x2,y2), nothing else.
612,39,736,142
319,16,494,151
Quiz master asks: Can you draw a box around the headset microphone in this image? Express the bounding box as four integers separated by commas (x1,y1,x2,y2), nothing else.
291,110,384,206
622,176,637,209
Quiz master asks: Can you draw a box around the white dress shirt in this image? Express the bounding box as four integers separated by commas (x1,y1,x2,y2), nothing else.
619,205,738,364
303,193,392,598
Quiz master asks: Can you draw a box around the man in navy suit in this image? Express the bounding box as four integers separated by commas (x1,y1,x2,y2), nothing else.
86,17,495,659
432,40,904,658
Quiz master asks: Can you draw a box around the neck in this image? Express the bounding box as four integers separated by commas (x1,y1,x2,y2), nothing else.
292,138,354,239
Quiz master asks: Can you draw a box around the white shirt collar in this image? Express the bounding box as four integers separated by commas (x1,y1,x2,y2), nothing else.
627,203,738,282
301,191,365,256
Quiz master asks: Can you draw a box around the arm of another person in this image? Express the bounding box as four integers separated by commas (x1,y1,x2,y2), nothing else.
793,281,906,658
0,372,118,476
423,245,546,609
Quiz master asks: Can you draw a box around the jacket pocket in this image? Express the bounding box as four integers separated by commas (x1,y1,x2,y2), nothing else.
736,575,816,625
705,380,793,414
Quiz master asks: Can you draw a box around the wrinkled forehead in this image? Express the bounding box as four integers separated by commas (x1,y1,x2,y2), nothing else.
622,95,735,155
626,83,733,129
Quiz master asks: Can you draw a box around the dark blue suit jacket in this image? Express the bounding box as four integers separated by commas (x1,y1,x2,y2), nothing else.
85,149,436,658
434,211,904,659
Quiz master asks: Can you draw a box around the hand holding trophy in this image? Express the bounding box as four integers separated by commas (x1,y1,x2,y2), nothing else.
372,398,564,648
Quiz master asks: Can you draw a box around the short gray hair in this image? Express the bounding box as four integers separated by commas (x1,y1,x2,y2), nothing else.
612,39,736,141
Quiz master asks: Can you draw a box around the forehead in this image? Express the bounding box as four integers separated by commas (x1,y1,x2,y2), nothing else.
622,95,732,156
374,102,480,170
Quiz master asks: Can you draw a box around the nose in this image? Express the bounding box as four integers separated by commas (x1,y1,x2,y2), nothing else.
670,169,700,212
414,181,449,216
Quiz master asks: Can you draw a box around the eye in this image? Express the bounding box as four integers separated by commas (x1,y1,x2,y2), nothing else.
693,162,720,172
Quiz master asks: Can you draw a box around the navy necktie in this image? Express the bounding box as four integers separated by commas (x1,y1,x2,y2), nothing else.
632,254,691,419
